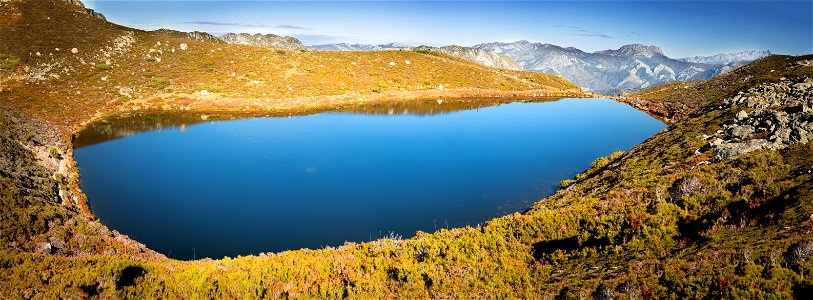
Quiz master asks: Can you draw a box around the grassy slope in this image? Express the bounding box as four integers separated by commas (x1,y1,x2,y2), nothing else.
2,0,813,298
0,0,580,131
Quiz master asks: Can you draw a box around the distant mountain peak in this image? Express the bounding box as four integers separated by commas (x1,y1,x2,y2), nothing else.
598,44,664,57
680,50,772,65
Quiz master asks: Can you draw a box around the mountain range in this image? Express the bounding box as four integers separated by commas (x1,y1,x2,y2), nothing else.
680,50,771,65
311,43,412,51
473,41,771,94
197,32,771,94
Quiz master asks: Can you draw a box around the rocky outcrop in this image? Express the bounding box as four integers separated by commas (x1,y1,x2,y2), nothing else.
704,77,813,161
219,33,308,50
414,45,523,71
65,0,105,20
152,29,222,43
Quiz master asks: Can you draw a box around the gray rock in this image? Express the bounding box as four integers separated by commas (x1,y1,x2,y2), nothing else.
728,125,754,139
736,110,748,120
36,242,52,254
715,139,771,161
219,33,308,50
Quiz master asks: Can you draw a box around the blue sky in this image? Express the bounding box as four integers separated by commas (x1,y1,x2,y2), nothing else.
85,1,812,57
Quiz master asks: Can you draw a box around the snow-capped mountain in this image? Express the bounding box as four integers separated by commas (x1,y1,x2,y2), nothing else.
680,50,771,65
473,41,759,94
413,45,523,70
312,43,412,51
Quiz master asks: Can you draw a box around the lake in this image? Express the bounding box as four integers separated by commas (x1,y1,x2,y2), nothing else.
74,98,665,260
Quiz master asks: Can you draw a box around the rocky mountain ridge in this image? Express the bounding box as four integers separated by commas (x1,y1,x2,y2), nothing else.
473,41,768,94
681,50,772,65
413,45,523,70
219,33,308,50
64,0,106,20
311,42,412,51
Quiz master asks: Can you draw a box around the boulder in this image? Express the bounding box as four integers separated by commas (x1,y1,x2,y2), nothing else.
715,139,771,161
727,125,754,139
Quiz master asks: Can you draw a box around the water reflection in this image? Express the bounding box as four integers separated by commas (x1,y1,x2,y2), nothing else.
74,98,561,148
73,98,665,260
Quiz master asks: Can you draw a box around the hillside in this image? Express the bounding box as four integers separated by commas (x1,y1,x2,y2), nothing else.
0,0,581,130
2,0,813,298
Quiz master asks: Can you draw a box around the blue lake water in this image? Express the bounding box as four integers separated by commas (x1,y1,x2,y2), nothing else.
74,98,665,260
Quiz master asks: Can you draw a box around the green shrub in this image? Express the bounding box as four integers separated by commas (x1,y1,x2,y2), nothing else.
94,64,112,71
147,77,171,90
559,179,576,189
48,147,60,159
0,56,19,70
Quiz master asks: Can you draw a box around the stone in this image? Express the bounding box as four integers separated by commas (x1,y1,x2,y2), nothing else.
736,110,748,120
200,90,209,96
794,82,813,90
36,242,52,254
179,43,188,51
437,84,444,90
728,125,754,139
71,48,78,54
715,139,771,161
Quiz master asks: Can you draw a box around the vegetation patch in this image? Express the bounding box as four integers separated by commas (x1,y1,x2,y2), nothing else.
146,77,170,90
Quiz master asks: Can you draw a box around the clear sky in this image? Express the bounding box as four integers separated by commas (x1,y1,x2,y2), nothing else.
84,1,812,58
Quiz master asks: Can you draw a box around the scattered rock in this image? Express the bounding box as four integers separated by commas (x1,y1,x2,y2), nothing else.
389,61,396,67
716,139,772,162
785,240,813,266
709,77,813,161
118,87,134,99
200,90,209,96
437,84,444,90
179,43,188,51
70,48,78,54
36,242,52,254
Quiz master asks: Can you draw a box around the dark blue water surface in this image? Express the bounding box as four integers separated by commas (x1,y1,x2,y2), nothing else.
74,98,665,260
